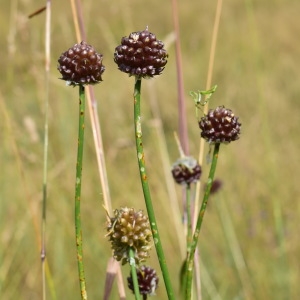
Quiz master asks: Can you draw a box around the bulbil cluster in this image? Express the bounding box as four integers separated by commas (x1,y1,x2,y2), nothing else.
114,27,168,78
127,265,159,296
106,207,152,265
199,106,241,144
57,41,105,86
171,156,202,186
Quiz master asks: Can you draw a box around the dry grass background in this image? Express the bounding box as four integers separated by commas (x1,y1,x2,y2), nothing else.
1,0,300,299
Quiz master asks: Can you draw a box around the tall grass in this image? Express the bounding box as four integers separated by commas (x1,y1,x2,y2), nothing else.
1,0,300,299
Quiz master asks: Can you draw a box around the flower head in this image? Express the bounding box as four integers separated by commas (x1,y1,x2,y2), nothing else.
57,41,105,86
171,156,202,186
106,207,152,265
114,27,168,78
127,265,159,296
199,106,241,144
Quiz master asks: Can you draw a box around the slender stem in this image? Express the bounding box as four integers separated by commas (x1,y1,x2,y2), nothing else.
186,184,192,249
182,184,192,294
75,85,88,300
133,77,175,300
170,0,189,154
129,248,142,300
185,143,220,299
69,0,127,296
41,2,51,300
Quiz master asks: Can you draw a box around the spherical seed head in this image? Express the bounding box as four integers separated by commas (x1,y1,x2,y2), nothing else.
127,265,159,296
106,207,152,265
171,156,202,186
199,106,241,144
114,27,168,78
57,41,105,86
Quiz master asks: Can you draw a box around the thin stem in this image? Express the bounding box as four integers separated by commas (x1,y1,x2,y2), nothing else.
185,143,220,300
194,0,223,228
133,77,175,300
129,248,142,300
41,2,51,300
186,184,192,250
69,0,126,297
170,0,189,154
182,184,192,294
75,85,88,300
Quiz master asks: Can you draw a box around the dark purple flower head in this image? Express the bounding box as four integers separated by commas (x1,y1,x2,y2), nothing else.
58,41,105,86
114,27,168,78
171,156,202,186
127,265,159,296
199,106,241,144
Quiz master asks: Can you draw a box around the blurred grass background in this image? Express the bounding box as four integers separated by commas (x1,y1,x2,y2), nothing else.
1,0,300,299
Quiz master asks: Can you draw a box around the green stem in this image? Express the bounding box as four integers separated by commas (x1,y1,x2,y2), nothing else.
133,77,175,300
182,184,192,294
129,248,142,300
185,143,220,300
75,85,88,300
186,184,192,250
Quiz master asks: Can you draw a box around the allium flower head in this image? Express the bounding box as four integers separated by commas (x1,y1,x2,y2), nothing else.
106,207,152,265
199,106,241,144
171,156,202,186
127,265,159,296
57,41,105,86
114,27,168,78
